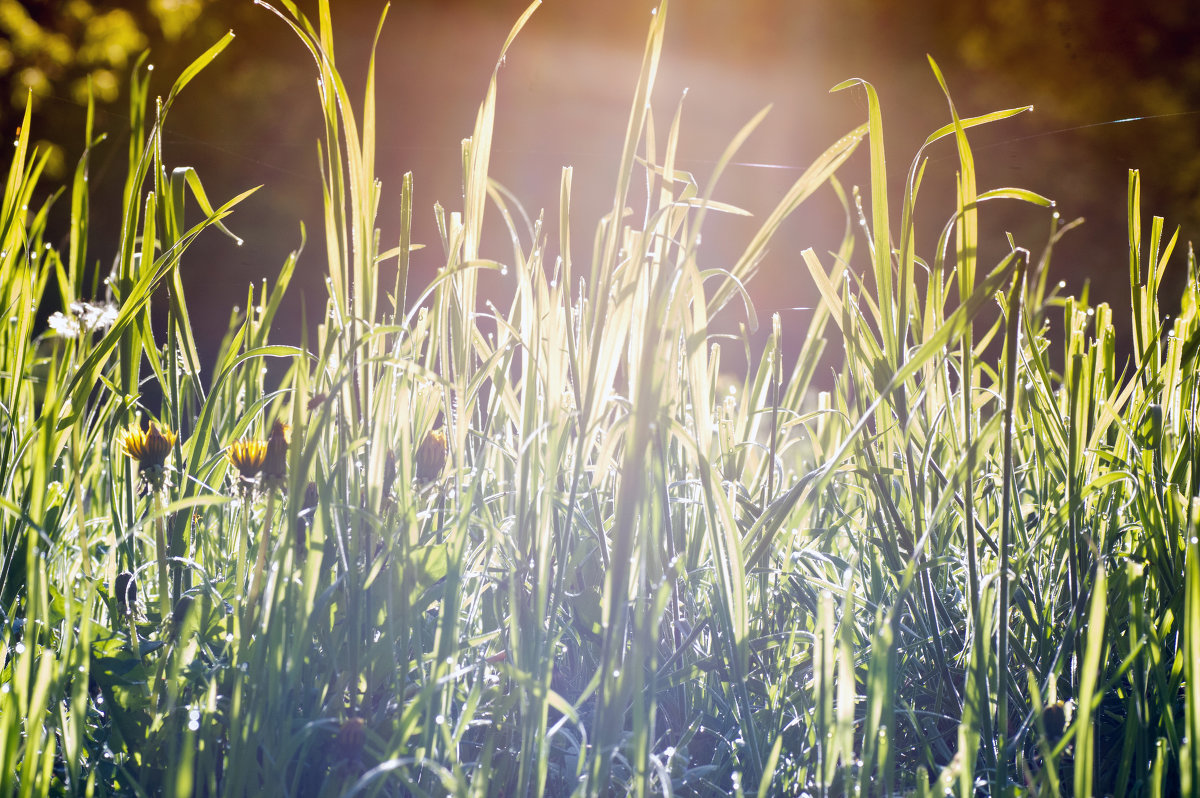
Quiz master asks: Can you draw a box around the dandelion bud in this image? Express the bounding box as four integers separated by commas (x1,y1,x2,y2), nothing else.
382,450,397,496
415,428,447,485
170,594,194,642
339,717,367,755
114,571,137,616
261,420,289,491
295,481,318,559
1042,701,1068,743
380,451,397,512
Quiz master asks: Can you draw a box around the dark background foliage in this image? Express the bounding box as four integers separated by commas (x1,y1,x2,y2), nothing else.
7,0,1198,374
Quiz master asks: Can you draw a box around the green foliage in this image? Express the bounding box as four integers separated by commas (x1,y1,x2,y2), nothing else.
2,1,1199,796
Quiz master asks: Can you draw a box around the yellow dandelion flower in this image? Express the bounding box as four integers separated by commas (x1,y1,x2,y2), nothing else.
228,439,269,481
122,422,176,489
122,422,176,469
415,428,447,484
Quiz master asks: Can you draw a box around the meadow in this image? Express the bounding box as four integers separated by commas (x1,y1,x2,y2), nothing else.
2,1,1199,795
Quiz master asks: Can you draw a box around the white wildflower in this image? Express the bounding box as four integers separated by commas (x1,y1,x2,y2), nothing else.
48,301,118,338
71,301,118,332
47,311,82,338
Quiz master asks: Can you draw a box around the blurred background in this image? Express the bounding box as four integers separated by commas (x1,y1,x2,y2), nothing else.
5,0,1199,378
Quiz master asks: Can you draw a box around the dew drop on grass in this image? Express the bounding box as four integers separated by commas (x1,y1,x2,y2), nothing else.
500,266,508,276
435,713,446,725
14,642,25,655
188,720,200,731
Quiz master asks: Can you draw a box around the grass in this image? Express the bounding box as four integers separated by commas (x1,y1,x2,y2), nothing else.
2,0,1199,795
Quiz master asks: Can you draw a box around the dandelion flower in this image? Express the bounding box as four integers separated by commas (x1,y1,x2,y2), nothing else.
228,438,268,483
122,422,176,489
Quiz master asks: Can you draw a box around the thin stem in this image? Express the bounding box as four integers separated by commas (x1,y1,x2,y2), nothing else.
154,493,170,620
996,255,1027,787
235,489,251,595
246,488,277,615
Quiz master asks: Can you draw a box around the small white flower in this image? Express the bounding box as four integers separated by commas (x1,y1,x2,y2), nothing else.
48,311,82,338
48,301,118,338
71,301,118,332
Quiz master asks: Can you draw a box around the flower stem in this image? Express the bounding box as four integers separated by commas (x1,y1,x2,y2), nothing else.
235,491,250,595
154,495,170,621
246,488,277,615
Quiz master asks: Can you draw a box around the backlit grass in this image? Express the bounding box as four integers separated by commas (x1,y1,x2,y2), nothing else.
2,1,1198,796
